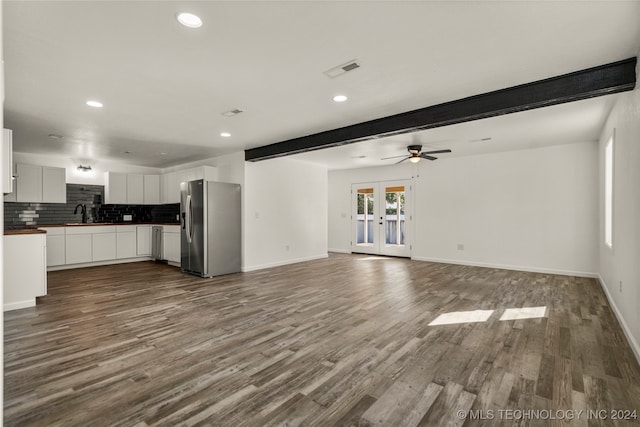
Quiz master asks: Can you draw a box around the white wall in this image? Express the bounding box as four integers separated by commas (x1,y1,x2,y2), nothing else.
328,142,598,276
12,152,161,185
244,157,327,271
414,142,598,276
597,60,640,361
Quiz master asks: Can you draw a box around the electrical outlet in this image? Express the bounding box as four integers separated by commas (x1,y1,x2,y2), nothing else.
457,244,464,251
285,245,290,252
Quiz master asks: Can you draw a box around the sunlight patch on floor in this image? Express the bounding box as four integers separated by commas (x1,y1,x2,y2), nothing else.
428,309,494,326
499,306,547,321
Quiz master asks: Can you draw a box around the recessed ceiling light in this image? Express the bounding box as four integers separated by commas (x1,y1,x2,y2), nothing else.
177,12,203,28
220,132,231,138
159,152,168,156
333,95,348,103
86,100,103,108
48,133,63,140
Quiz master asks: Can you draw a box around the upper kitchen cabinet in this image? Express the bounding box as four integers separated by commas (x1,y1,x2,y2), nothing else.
105,172,161,205
161,166,217,204
143,175,160,204
8,163,66,203
127,174,144,204
104,172,127,204
42,167,67,202
3,129,14,194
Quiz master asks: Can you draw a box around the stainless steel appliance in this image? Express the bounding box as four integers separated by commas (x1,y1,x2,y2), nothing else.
180,180,241,277
152,226,163,260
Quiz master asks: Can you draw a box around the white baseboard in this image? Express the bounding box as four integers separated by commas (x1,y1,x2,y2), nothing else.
328,248,350,254
411,256,598,278
4,299,36,312
47,257,154,271
597,274,640,366
242,253,328,272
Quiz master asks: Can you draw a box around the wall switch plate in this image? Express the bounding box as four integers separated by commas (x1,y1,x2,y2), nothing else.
123,214,133,221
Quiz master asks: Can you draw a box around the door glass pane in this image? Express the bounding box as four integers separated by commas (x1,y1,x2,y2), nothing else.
385,186,405,245
356,188,374,244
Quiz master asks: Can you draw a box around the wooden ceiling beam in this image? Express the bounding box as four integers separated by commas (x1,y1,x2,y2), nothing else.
245,57,637,162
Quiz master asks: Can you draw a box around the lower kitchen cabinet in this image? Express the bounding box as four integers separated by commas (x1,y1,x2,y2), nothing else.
163,226,180,263
65,234,92,264
92,232,116,262
116,226,137,259
39,227,65,267
136,225,151,256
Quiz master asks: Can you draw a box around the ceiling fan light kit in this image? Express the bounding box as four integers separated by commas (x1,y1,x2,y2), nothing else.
381,144,452,164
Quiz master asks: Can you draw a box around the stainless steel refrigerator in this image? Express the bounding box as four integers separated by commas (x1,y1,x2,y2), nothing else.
180,180,241,277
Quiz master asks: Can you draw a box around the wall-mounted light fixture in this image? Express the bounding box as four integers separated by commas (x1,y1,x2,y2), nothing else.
77,165,92,172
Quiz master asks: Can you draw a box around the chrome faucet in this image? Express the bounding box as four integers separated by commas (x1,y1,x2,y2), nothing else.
74,203,88,223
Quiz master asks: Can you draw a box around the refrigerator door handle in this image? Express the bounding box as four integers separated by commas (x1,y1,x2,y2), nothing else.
186,194,192,244
181,212,186,229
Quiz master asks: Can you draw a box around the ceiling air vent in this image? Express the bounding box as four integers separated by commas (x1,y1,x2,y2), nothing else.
323,59,360,78
221,108,244,117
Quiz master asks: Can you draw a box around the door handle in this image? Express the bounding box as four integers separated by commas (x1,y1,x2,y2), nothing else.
181,212,186,229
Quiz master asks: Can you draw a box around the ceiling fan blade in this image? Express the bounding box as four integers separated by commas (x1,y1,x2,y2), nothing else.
422,149,452,154
395,157,410,164
381,154,410,160
420,154,438,161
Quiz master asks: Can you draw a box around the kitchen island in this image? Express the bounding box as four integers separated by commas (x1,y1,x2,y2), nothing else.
3,229,47,311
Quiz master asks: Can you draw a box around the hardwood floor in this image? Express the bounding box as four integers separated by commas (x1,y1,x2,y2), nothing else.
4,254,640,426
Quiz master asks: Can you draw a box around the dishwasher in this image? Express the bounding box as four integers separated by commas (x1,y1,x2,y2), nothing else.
152,226,164,261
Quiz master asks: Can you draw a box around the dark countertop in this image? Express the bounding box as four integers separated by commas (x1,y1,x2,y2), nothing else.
4,229,47,236
4,222,181,232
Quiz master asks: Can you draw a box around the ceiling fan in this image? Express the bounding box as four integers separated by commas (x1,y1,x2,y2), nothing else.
382,145,452,164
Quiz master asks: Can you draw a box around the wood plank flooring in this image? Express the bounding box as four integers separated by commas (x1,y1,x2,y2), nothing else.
4,254,640,426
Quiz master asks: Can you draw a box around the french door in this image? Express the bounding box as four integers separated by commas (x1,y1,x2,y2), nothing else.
351,180,411,257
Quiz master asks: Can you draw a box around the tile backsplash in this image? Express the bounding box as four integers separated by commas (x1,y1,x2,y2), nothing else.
4,184,179,228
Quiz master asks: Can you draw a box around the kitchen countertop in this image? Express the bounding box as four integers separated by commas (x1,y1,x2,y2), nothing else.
4,222,181,234
4,229,48,236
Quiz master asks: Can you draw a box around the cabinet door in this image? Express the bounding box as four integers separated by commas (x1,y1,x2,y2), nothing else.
136,226,151,256
92,233,116,261
143,175,160,204
65,234,92,264
46,235,66,266
105,172,127,204
127,174,144,204
42,166,67,203
16,164,42,202
163,232,180,263
116,232,137,259
162,172,179,204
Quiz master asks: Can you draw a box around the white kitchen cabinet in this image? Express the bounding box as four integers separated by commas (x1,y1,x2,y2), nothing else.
12,163,66,203
42,166,67,203
116,225,137,259
161,171,179,204
104,172,127,204
127,174,144,204
39,227,66,267
136,225,151,256
3,129,14,194
16,163,42,202
160,166,217,204
4,233,47,311
92,231,116,262
163,225,180,263
143,175,160,204
65,234,92,264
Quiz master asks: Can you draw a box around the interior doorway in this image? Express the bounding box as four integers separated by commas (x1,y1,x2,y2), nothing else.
351,180,411,257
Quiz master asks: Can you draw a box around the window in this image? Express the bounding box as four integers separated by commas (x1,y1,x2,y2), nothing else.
605,134,614,249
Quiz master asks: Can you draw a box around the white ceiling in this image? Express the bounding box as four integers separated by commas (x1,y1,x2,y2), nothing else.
4,1,640,170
